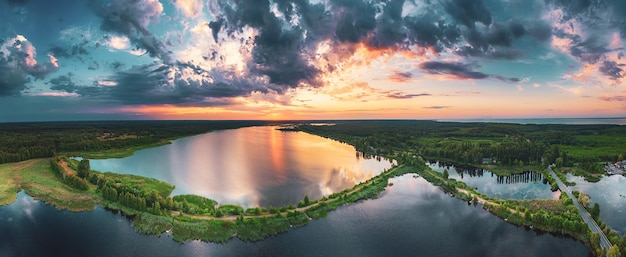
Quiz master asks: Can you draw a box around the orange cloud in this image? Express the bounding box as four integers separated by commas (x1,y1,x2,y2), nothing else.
173,0,203,18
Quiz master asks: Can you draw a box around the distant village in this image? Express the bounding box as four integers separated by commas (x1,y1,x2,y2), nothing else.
605,160,626,175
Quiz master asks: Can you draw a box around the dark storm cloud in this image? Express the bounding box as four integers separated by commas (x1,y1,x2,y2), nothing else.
419,61,489,79
48,43,89,60
419,61,520,82
207,19,223,43
43,0,553,106
109,61,125,71
453,20,549,59
546,0,626,80
330,0,377,43
0,38,58,96
71,63,272,106
201,0,543,95
404,13,461,52
0,58,29,96
48,74,79,93
599,61,624,80
443,0,492,29
91,0,172,63
216,0,321,87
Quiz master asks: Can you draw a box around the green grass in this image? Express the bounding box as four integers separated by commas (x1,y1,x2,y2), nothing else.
218,204,244,216
0,161,21,205
101,172,175,198
172,216,236,243
0,159,100,211
236,216,290,241
133,212,174,236
173,194,217,215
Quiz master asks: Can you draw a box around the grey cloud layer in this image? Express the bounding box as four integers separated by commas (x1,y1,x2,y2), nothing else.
41,0,623,105
546,0,626,80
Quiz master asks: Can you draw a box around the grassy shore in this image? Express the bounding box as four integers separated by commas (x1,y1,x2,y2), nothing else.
0,159,100,211
0,155,604,252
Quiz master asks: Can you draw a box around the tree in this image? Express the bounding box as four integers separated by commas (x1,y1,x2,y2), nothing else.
590,232,601,254
304,195,310,206
618,234,626,257
443,169,449,179
607,245,621,257
77,159,90,178
182,198,190,212
590,203,600,219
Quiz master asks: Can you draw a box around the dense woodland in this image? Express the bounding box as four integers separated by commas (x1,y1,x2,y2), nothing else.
3,119,625,175
0,120,268,164
290,120,626,174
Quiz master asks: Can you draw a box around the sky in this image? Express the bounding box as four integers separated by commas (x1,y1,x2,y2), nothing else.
1,0,626,121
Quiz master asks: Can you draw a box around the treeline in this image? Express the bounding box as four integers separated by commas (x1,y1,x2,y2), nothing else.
295,120,626,169
98,176,178,216
51,157,179,215
0,120,268,164
49,157,90,190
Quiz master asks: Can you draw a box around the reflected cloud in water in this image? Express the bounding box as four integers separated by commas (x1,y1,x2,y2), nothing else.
90,126,392,208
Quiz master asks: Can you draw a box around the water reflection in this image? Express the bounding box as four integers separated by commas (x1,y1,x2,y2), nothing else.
567,174,626,234
0,182,589,257
428,161,558,200
89,126,392,208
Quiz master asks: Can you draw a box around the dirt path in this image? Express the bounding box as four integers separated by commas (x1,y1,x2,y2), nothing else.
456,188,521,216
58,160,76,176
171,166,399,221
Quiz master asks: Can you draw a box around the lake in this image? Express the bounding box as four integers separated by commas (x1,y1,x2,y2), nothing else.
88,126,393,208
0,176,589,257
428,162,559,200
567,174,626,234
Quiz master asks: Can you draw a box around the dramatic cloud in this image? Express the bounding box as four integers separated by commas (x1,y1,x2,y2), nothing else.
91,0,172,63
599,61,624,80
0,35,59,96
418,61,482,81
3,0,625,120
172,0,203,18
545,0,626,81
443,0,492,29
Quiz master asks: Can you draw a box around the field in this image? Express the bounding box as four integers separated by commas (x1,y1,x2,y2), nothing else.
0,159,99,211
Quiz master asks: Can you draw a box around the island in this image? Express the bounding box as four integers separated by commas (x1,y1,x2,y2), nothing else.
1,120,626,257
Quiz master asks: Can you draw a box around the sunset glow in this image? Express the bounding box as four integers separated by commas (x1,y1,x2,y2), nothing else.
1,0,625,121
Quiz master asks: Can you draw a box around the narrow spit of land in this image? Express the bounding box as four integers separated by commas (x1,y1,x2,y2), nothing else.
548,166,612,251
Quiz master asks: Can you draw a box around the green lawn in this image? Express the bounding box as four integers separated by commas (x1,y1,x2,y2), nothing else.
0,159,100,211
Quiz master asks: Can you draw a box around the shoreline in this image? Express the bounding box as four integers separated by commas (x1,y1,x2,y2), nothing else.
0,157,600,249
0,129,616,255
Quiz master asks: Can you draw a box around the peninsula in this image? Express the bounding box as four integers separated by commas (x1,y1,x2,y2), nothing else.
1,120,626,256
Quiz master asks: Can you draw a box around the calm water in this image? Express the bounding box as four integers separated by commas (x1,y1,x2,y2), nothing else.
0,176,590,257
428,162,559,200
89,126,392,208
567,174,626,235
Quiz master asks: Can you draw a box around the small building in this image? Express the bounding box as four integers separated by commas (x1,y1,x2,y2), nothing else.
482,157,496,164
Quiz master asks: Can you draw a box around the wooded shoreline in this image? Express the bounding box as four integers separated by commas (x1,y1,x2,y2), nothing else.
2,120,626,256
